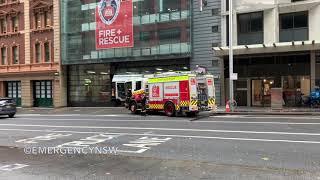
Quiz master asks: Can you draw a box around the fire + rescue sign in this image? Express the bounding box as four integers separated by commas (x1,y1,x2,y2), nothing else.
96,0,134,49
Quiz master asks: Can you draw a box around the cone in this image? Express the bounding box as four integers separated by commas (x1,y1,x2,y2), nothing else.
226,103,230,112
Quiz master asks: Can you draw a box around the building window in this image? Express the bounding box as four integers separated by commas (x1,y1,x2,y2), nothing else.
212,26,219,33
44,42,50,62
12,46,18,64
0,0,6,5
11,16,18,32
162,0,180,13
237,12,264,45
1,47,6,65
35,12,41,29
158,28,181,44
280,11,308,42
0,18,6,34
212,8,219,16
226,0,229,11
35,43,41,63
44,11,51,27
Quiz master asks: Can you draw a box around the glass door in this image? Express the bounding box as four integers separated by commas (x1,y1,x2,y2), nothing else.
34,80,53,107
252,80,263,106
7,81,21,106
251,79,273,107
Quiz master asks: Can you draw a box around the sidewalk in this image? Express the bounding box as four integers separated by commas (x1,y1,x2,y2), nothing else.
16,106,320,116
17,107,129,115
215,106,320,115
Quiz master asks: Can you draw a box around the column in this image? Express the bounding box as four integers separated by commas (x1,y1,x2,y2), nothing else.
53,67,67,108
247,78,251,107
220,58,225,106
311,51,316,90
0,81,6,97
53,0,60,63
21,79,33,107
24,0,31,64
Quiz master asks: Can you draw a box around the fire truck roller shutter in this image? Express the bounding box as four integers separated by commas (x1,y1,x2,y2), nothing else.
206,76,215,106
179,80,190,107
189,76,199,111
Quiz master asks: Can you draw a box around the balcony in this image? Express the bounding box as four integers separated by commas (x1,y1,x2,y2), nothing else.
279,28,308,42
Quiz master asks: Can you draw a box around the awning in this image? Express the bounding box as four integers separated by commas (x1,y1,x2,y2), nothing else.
212,40,320,56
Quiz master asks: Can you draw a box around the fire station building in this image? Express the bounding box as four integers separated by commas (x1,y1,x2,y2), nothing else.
61,0,222,106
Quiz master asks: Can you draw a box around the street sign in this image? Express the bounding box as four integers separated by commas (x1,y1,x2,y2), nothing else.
230,73,238,80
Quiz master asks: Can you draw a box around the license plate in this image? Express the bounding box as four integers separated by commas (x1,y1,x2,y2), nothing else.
5,105,11,108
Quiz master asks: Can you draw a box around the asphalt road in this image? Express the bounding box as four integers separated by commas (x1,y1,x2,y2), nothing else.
0,110,320,180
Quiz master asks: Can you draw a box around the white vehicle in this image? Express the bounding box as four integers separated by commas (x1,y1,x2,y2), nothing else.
111,74,147,105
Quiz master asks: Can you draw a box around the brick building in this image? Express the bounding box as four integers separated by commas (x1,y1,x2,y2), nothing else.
0,0,66,107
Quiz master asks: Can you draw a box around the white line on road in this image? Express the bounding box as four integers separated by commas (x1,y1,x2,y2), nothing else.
10,117,320,125
212,115,320,120
17,114,128,117
0,128,319,144
0,123,320,136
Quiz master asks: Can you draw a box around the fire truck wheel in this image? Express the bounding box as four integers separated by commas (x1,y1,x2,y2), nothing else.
130,102,138,114
164,102,176,117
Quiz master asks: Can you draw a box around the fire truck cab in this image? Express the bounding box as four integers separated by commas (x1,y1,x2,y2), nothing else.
128,72,216,116
111,74,147,105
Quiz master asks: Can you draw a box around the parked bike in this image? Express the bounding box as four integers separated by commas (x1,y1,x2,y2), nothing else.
310,87,320,108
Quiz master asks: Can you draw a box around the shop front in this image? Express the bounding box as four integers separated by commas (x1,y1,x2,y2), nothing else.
225,53,311,107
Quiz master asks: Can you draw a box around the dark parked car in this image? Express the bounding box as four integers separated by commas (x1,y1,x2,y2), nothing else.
0,98,16,118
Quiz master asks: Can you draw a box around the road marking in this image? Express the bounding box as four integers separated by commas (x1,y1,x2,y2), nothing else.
120,136,172,154
212,115,320,120
10,118,320,125
16,133,72,144
0,164,29,171
17,114,127,117
1,123,320,136
12,118,189,122
0,128,319,144
196,120,320,125
56,133,122,148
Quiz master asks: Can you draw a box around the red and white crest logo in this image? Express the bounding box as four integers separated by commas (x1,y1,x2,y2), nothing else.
98,0,121,25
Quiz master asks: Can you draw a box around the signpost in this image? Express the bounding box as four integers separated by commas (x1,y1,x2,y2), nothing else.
229,0,234,111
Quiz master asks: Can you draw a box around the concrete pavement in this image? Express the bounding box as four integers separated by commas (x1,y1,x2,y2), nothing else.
0,113,319,179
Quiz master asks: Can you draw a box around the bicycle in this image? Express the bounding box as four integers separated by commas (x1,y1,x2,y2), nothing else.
226,99,238,110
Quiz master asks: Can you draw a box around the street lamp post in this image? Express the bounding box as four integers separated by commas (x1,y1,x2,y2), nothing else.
228,0,234,111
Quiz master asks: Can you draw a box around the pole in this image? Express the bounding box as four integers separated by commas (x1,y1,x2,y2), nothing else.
228,0,234,111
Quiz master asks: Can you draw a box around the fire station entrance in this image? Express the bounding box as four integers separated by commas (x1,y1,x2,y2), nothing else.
33,80,53,107
6,81,21,106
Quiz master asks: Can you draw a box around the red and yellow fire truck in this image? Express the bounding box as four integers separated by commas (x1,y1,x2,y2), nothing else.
127,72,216,116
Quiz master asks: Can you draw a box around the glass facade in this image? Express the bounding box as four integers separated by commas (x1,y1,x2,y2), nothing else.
61,0,191,65
68,64,111,106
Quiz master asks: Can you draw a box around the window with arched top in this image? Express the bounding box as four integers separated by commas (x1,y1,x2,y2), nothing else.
44,41,51,62
0,46,7,65
35,42,41,63
12,45,19,64
31,1,53,30
11,15,18,32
